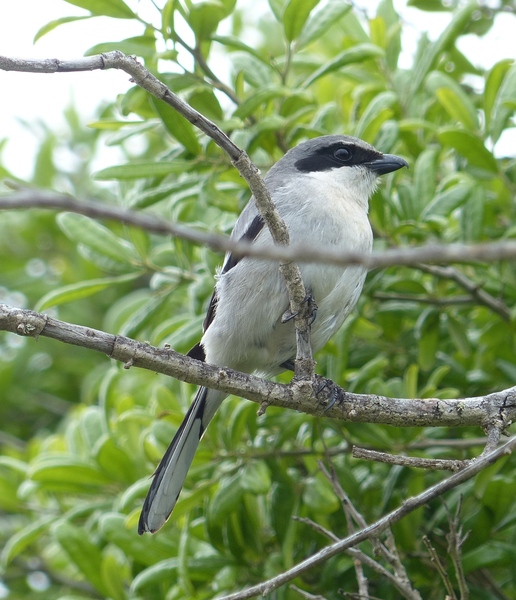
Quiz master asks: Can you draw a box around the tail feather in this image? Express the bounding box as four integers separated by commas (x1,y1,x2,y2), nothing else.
138,387,225,534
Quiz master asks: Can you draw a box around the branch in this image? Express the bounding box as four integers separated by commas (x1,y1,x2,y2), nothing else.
219,435,516,600
418,264,511,321
0,52,314,379
351,446,468,472
5,190,516,271
2,304,516,430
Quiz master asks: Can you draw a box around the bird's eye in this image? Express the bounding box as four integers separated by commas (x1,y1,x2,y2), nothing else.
334,147,352,162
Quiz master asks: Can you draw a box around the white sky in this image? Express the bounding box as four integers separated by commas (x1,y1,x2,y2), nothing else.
0,1,514,179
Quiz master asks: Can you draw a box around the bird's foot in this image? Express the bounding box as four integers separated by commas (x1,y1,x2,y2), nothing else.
281,293,318,325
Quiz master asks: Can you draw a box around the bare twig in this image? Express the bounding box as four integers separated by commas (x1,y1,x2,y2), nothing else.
418,264,511,321
446,500,470,600
352,446,468,472
407,438,487,450
290,585,328,600
423,535,458,599
2,304,516,429
219,435,516,599
373,292,473,306
318,460,421,599
294,517,422,600
4,190,516,271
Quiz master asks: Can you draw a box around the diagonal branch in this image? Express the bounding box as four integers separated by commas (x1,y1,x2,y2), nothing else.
0,51,314,378
219,435,516,600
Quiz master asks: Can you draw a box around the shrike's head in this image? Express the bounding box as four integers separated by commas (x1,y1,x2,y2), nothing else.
266,135,408,206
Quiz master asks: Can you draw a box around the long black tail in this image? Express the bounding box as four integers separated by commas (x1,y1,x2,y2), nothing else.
138,386,225,534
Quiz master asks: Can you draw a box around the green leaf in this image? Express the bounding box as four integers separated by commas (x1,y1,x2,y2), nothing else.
413,148,438,218
484,59,513,132
62,0,135,18
302,43,384,88
446,315,471,356
100,513,178,565
415,308,440,371
233,85,291,119
283,0,320,42
151,97,201,155
268,0,288,21
212,35,268,62
54,521,109,596
33,16,92,42
355,90,397,140
188,0,232,41
303,475,339,514
240,461,271,494
231,52,277,88
94,160,193,180
1,517,50,566
410,0,477,94
29,456,111,489
426,71,479,130
95,436,138,483
437,128,498,173
208,476,244,525
420,180,472,220
85,35,157,59
129,175,201,208
35,273,139,311
460,186,484,242
490,62,516,144
56,213,140,265
100,547,128,600
408,0,450,10
297,0,351,48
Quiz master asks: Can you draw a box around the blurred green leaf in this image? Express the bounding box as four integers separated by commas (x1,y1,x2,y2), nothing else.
35,273,139,311
65,0,136,19
94,160,193,179
410,1,477,94
283,0,320,42
426,70,479,130
62,0,135,18
490,62,516,143
54,521,109,595
34,16,92,42
57,213,140,265
302,43,384,88
297,0,351,48
438,128,498,173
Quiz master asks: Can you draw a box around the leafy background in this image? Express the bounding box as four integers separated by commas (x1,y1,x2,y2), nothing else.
1,0,516,598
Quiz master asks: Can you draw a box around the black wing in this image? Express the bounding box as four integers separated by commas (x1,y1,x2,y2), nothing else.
187,214,265,361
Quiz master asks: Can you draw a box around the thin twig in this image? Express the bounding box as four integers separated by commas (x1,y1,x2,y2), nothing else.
294,517,422,600
423,535,458,600
418,264,511,321
352,446,468,472
4,190,516,271
446,499,470,600
219,435,516,599
373,292,473,306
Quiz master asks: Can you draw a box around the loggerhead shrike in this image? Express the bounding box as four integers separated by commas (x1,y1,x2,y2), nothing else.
138,134,407,534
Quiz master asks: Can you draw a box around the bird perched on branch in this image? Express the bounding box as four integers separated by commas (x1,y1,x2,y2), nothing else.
138,134,407,534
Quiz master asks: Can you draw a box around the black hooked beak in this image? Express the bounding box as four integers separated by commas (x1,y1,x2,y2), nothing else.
365,153,408,176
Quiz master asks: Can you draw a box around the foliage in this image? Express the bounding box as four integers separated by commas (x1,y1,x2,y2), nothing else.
0,0,516,598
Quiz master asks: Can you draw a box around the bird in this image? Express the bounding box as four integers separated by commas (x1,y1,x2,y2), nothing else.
138,134,407,534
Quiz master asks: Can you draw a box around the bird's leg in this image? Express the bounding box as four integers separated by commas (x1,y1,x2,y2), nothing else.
281,293,318,324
